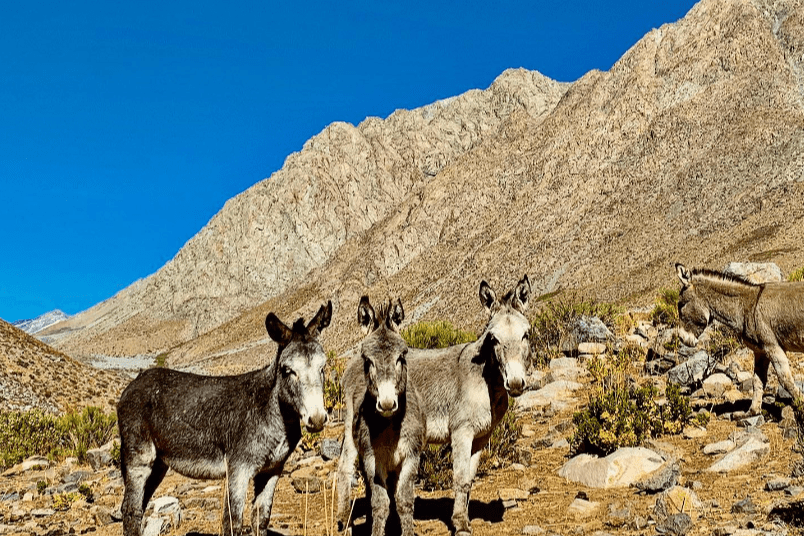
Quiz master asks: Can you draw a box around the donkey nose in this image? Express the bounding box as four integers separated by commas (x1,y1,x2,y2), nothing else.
505,377,525,397
376,397,398,416
306,412,327,433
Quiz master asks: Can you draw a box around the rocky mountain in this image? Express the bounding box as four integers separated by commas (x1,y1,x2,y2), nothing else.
12,310,70,336
0,320,125,414
44,0,804,371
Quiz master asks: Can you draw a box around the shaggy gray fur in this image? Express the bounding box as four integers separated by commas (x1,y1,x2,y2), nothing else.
677,263,804,415
117,302,332,536
337,297,425,536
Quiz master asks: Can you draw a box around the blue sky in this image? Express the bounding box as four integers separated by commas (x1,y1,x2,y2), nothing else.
0,0,697,323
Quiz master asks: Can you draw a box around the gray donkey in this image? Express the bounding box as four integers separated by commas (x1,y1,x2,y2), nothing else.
676,263,804,415
339,276,531,536
337,296,425,536
117,302,332,536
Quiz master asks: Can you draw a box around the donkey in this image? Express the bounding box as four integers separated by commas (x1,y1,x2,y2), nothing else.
336,297,425,536
117,302,332,536
339,276,530,536
676,263,804,415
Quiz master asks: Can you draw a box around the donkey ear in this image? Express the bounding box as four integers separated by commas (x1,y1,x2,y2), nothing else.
479,280,497,312
675,263,692,286
512,275,531,312
265,313,293,345
357,296,375,335
390,298,405,329
307,301,333,335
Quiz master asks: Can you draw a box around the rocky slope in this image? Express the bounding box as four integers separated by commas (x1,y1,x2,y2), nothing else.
0,320,124,414
41,69,568,359
11,311,70,336
45,0,804,370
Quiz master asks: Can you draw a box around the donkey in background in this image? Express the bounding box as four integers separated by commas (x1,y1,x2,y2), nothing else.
337,297,425,536
405,276,532,536
676,263,804,415
117,302,332,536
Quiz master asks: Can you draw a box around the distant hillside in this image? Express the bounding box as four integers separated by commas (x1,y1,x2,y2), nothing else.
0,320,125,414
44,0,804,373
13,309,70,335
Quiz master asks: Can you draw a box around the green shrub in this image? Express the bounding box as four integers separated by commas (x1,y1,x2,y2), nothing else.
110,440,121,468
0,407,118,469
52,492,81,511
78,483,94,503
154,353,168,368
703,324,742,362
788,267,804,282
37,480,49,494
401,321,476,350
571,382,693,456
651,288,680,327
529,294,624,367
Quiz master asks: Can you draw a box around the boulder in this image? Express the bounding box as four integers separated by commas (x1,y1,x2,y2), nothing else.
517,380,583,411
320,438,341,461
702,373,733,397
722,262,782,284
707,437,769,472
558,447,665,489
86,440,116,471
655,486,702,521
668,351,716,386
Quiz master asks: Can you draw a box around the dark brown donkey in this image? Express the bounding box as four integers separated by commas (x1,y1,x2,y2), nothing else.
117,302,332,536
676,263,804,415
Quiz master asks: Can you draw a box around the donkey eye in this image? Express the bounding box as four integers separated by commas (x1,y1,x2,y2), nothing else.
281,366,296,378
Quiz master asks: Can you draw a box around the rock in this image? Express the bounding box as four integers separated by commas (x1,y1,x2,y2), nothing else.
517,380,583,411
182,497,220,509
0,492,19,502
703,440,735,455
291,475,322,493
708,437,769,472
765,477,791,491
558,447,665,489
525,370,548,391
320,438,341,461
86,441,116,471
522,526,546,535
30,509,56,517
142,516,164,536
731,496,756,514
501,499,519,510
2,456,49,477
62,470,93,484
668,351,716,386
91,506,117,526
682,426,707,439
655,513,692,536
567,498,600,517
515,448,533,466
722,262,782,284
499,488,529,501
550,357,580,369
655,486,702,521
577,343,606,355
702,373,733,397
22,491,35,501
150,496,181,532
737,415,765,428
633,461,680,493
605,503,631,527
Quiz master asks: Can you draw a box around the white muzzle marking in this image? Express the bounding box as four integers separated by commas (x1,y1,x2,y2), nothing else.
376,380,398,417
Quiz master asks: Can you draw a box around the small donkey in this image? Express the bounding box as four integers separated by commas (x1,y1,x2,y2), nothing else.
117,302,332,536
337,297,425,536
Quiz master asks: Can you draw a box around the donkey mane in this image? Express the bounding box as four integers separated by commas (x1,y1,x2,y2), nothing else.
291,318,308,334
691,268,759,287
373,300,395,329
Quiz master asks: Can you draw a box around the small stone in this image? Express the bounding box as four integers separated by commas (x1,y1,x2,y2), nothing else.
634,461,680,493
708,438,769,473
655,486,702,521
578,342,606,355
567,498,599,517
291,475,322,493
0,492,20,502
656,513,692,536
682,426,707,439
23,492,35,501
501,499,519,510
31,509,56,517
498,488,529,501
141,516,164,536
63,470,93,484
764,477,791,491
201,485,221,494
320,438,341,461
785,486,804,496
731,496,756,514
738,415,765,428
550,438,569,449
522,526,546,535
703,373,733,397
703,440,735,455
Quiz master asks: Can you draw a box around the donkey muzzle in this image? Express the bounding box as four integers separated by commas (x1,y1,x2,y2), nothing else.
304,411,328,433
503,361,526,397
376,380,399,417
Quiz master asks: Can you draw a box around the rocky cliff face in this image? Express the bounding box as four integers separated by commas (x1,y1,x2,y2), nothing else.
46,0,804,368
12,310,69,335
42,69,567,358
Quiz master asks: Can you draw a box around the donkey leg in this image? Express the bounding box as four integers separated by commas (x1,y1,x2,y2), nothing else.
364,455,390,536
336,427,359,529
450,432,475,536
748,350,771,416
121,440,157,536
769,346,802,403
222,464,252,536
395,454,419,536
251,472,279,536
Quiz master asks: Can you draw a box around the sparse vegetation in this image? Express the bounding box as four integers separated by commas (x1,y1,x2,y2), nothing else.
789,266,804,282
651,288,680,326
400,321,477,349
324,351,346,421
155,353,168,367
52,491,81,511
0,406,118,468
529,294,624,367
571,352,694,456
